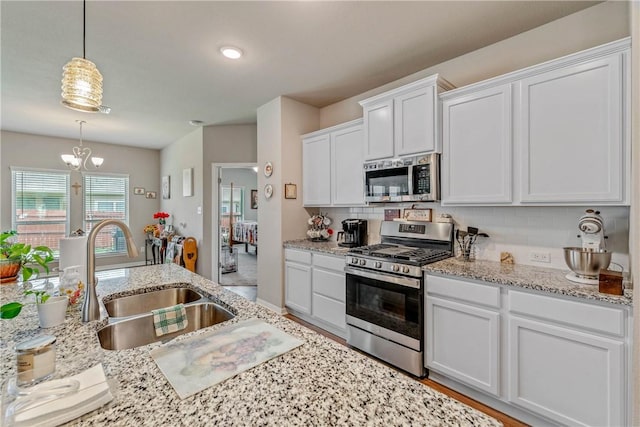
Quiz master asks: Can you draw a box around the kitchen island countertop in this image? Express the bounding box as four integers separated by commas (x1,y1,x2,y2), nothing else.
425,257,632,306
0,264,500,426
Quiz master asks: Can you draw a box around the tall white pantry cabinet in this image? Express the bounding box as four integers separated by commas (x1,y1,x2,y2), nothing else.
441,38,631,206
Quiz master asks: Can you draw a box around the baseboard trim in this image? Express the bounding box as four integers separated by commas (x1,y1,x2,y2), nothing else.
256,298,288,315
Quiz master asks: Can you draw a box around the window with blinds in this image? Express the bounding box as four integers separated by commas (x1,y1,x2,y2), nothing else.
11,168,70,256
83,173,129,256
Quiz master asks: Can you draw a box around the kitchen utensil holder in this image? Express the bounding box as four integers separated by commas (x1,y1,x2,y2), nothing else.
458,246,476,262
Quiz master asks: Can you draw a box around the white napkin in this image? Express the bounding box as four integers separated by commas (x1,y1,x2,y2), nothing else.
12,364,113,427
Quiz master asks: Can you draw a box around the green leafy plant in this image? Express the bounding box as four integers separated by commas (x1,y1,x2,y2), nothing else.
0,290,51,319
1,230,54,281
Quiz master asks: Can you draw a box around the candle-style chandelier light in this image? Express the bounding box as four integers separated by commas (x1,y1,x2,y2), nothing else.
61,120,104,170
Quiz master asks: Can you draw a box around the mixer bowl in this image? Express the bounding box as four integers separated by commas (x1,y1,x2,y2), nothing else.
563,247,611,279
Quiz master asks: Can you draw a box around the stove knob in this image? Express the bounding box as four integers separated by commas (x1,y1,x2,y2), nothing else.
359,259,366,266
375,261,382,269
402,266,410,274
392,265,400,272
351,257,358,264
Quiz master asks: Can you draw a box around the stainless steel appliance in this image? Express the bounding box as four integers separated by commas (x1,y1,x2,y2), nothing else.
345,220,454,376
337,219,368,248
363,153,440,203
563,209,611,285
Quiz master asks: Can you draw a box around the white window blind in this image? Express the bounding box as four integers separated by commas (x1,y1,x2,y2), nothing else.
83,173,129,256
11,168,70,256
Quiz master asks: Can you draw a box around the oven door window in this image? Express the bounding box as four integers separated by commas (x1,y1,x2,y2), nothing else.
365,167,409,198
346,272,421,340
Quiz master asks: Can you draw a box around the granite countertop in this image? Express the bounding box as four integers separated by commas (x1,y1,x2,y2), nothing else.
0,264,500,426
284,239,351,256
425,258,633,306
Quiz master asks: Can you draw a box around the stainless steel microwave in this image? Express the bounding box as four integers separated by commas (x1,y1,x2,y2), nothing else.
363,153,440,203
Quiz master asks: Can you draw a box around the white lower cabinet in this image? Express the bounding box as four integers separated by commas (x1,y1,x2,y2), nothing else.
284,250,312,315
425,273,632,426
426,276,501,396
284,249,346,338
507,290,627,427
426,296,500,396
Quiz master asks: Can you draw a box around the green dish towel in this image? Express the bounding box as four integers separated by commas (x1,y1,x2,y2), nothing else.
152,304,188,337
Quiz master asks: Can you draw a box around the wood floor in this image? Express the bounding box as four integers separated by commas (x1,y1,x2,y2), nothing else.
284,314,528,427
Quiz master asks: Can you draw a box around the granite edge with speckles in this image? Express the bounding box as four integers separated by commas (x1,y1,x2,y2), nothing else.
0,264,501,427
284,239,351,256
424,258,632,306
285,242,632,306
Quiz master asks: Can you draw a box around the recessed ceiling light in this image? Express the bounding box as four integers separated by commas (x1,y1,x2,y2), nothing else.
220,46,243,59
189,120,204,126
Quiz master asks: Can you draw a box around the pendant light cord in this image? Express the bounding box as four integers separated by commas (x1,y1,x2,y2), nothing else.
83,0,86,59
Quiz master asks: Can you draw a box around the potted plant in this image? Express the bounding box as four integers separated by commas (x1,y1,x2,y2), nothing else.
1,289,68,327
0,230,54,283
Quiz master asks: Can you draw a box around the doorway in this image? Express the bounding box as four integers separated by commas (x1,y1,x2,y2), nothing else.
214,164,258,301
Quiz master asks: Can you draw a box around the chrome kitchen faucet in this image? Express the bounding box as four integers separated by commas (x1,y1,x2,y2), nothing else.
82,220,139,322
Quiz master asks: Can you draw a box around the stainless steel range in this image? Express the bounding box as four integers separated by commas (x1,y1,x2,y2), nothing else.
345,220,454,377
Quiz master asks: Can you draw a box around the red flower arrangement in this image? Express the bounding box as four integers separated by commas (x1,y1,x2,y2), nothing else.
153,212,170,219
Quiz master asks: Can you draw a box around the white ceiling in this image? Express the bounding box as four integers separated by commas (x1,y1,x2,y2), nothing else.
1,1,600,150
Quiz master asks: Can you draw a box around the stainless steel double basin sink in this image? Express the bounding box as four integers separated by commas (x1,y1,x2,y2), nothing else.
97,287,234,351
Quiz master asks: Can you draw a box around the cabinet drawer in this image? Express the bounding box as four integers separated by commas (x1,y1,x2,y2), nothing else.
313,253,346,271
508,290,626,337
284,249,311,264
312,293,346,330
312,268,345,302
426,275,500,308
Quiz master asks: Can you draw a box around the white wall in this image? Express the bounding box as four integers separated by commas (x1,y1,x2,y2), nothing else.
0,130,160,269
319,1,629,128
160,128,204,273
256,97,319,311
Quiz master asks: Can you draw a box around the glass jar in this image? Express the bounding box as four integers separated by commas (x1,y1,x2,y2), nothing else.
15,335,56,385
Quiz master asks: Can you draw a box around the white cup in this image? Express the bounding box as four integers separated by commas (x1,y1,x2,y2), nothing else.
37,296,68,328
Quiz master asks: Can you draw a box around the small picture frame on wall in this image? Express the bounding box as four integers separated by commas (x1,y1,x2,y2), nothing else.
146,191,157,199
134,187,145,195
162,175,170,199
251,190,258,209
183,168,193,197
284,183,297,199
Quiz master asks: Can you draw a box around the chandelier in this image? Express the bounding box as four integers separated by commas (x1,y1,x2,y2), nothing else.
61,0,103,112
61,120,104,170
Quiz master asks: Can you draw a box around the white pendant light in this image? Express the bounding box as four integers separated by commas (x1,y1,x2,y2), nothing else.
61,0,103,113
61,120,104,170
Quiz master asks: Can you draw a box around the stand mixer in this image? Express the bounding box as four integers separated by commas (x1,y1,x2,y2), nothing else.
563,209,612,284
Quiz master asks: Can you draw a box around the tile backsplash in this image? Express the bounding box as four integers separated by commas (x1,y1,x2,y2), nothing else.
323,205,630,271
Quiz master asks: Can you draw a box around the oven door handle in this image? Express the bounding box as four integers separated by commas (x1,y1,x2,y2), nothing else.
344,267,421,289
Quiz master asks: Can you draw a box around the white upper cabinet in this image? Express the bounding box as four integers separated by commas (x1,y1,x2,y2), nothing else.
394,84,438,156
302,119,364,207
362,99,394,160
302,133,331,206
331,124,364,205
360,74,454,161
518,54,626,203
441,84,513,204
439,37,630,206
